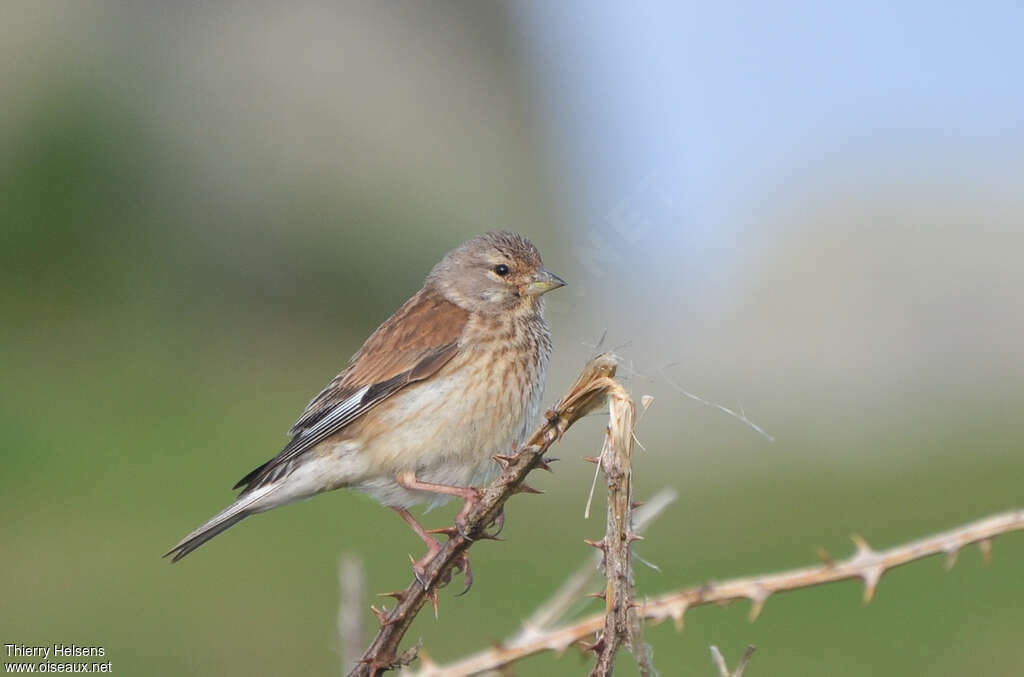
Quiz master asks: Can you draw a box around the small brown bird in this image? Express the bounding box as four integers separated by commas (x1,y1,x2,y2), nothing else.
166,232,565,577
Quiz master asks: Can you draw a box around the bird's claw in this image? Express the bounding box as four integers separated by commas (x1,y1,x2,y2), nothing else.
411,540,475,597
454,551,474,596
409,541,443,588
413,566,429,589
403,484,497,599
486,506,505,538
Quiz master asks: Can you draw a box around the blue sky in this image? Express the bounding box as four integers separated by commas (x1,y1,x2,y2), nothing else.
512,1,1024,277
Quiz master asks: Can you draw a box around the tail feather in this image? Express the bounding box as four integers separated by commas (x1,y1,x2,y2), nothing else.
165,484,280,562
164,513,249,562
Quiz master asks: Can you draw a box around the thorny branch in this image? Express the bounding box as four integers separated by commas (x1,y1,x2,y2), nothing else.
584,375,650,676
514,488,677,646
403,490,676,677
406,509,1024,676
349,353,623,677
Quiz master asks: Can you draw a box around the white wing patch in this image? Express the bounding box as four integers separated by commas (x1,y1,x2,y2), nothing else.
290,385,370,450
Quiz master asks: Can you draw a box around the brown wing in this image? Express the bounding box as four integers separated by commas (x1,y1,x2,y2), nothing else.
234,287,469,490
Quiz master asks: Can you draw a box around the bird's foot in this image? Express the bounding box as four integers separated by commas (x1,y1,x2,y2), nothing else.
484,505,505,538
393,506,446,587
395,471,486,539
419,528,475,589
453,487,485,539
453,549,473,596
408,542,443,588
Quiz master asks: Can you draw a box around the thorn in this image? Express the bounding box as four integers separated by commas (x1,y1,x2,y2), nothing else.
670,604,687,631
584,538,606,550
579,637,605,654
426,526,458,538
629,533,645,542
582,456,600,464
861,566,883,603
370,605,389,625
426,588,439,619
377,590,407,603
816,546,834,567
586,591,606,600
850,533,875,556
631,500,645,509
515,483,544,495
748,589,769,621
979,538,993,565
944,546,960,570
492,453,516,469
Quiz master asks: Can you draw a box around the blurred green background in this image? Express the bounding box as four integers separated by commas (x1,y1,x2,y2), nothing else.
3,2,1023,675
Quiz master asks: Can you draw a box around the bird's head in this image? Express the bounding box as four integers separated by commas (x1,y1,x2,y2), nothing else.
428,231,566,315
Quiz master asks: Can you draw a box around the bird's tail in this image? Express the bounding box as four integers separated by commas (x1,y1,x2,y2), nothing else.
164,484,280,562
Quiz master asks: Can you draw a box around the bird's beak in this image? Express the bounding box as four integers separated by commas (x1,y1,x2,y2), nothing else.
524,268,567,296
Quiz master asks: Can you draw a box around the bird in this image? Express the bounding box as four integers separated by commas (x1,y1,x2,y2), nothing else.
165,231,565,581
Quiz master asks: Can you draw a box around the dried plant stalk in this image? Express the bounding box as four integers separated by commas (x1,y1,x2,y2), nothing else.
710,645,755,677
409,510,1024,676
514,488,677,647
405,490,677,677
339,556,367,674
349,354,621,676
586,379,648,676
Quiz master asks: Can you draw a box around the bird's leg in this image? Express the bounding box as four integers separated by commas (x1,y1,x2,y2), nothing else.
391,506,442,586
395,471,483,539
395,470,483,595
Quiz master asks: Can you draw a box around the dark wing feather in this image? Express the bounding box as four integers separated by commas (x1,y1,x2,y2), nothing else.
234,288,468,491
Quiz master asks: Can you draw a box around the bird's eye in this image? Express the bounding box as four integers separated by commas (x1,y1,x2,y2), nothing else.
493,264,510,277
